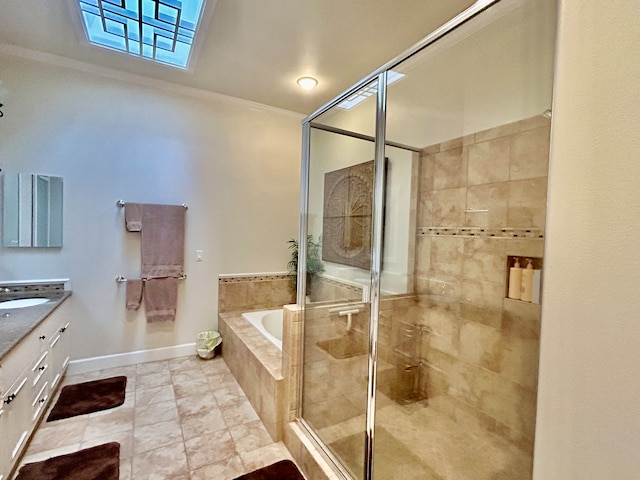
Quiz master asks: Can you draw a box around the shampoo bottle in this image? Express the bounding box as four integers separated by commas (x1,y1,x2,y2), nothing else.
532,268,542,304
520,259,534,302
508,258,522,300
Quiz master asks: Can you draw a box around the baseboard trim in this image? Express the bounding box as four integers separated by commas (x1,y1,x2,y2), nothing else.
67,343,196,374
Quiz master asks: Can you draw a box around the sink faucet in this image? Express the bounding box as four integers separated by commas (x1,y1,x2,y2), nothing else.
1,288,10,293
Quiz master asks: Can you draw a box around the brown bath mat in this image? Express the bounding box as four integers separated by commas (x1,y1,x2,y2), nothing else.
234,459,304,480
47,376,127,422
15,442,120,480
317,335,368,359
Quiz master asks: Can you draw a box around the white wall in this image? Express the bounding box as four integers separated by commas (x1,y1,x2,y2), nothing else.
534,1,640,479
0,51,301,360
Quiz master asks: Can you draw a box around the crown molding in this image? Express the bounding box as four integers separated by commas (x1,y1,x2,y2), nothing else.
0,42,305,120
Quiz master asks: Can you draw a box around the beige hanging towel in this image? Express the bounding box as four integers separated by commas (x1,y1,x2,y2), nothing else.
124,203,143,232
144,278,178,322
140,204,185,278
125,279,143,310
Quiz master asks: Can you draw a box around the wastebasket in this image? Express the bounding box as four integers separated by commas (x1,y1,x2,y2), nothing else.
196,330,221,359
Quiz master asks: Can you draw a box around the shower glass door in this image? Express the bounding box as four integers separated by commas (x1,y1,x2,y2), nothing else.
300,79,378,480
375,0,555,478
299,0,556,479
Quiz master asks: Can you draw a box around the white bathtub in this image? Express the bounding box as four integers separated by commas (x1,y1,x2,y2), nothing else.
241,309,283,350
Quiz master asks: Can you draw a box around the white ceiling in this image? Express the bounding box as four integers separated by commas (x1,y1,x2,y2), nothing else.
0,0,476,115
318,0,557,148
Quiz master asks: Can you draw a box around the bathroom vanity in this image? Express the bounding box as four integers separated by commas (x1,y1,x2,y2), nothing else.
0,288,72,480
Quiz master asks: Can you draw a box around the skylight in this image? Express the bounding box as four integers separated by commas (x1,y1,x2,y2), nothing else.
77,0,206,69
338,70,406,110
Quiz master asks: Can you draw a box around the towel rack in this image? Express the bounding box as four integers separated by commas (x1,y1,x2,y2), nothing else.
116,200,188,209
116,275,187,283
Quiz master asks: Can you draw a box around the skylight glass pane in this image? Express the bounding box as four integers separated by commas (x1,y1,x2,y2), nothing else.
77,0,205,69
338,71,406,110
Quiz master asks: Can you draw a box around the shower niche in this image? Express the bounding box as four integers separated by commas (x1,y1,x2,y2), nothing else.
506,255,544,304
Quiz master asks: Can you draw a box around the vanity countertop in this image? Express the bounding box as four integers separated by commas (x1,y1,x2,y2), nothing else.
0,291,72,361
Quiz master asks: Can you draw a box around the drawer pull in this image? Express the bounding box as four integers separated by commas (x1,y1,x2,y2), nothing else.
33,364,49,387
39,335,46,340
6,377,29,403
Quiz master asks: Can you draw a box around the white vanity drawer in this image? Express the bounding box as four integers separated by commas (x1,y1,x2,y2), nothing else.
3,375,28,409
30,350,50,389
2,374,31,462
0,337,41,396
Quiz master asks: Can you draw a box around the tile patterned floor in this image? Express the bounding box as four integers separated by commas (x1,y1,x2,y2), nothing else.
18,356,295,480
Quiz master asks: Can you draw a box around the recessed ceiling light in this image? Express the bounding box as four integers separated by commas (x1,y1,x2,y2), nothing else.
297,76,318,90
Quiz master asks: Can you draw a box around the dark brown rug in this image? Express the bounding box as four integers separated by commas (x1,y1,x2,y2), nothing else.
233,459,304,480
47,376,127,422
15,442,120,480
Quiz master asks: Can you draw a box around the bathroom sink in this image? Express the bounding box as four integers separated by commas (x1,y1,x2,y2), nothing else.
0,298,50,309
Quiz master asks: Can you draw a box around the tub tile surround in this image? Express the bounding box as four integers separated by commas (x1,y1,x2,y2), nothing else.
217,274,296,444
218,273,295,312
218,312,285,441
310,277,363,303
218,274,340,479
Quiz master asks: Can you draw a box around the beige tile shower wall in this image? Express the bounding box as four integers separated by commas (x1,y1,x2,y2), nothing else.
414,115,550,455
418,115,550,233
297,302,371,433
218,274,295,313
296,293,422,430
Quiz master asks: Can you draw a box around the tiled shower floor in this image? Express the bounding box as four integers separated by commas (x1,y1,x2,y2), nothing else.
18,356,294,479
319,394,533,480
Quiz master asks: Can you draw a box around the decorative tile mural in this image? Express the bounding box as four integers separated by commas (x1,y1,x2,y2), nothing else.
322,160,374,270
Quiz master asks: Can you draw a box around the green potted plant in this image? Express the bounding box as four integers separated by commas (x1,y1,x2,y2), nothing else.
287,235,324,300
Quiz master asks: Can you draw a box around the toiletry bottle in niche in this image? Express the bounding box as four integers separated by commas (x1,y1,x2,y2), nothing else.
521,258,534,302
508,258,522,300
532,268,542,304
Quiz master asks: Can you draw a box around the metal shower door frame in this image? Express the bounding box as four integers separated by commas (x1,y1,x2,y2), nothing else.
297,1,502,478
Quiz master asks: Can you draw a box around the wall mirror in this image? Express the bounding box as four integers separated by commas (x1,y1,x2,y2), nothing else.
3,173,63,247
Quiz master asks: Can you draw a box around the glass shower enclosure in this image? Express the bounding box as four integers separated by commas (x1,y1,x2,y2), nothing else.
296,0,556,478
